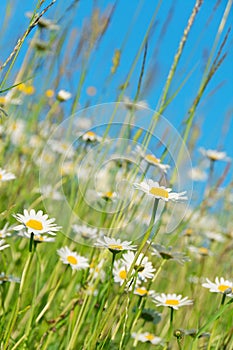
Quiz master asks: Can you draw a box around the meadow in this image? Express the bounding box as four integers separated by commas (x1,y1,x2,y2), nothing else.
0,1,233,349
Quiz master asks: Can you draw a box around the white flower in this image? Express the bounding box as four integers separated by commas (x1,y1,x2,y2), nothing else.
133,179,187,202
57,89,72,102
0,239,10,251
199,148,230,162
48,140,75,159
122,251,155,281
153,293,193,310
13,209,61,236
131,332,163,345
188,245,213,257
113,260,140,288
39,185,64,201
89,259,106,281
0,168,16,182
19,231,56,243
134,286,155,297
72,224,99,240
188,167,207,181
57,246,89,270
81,131,102,142
7,119,25,145
202,277,233,296
97,191,117,201
136,146,170,174
0,223,14,238
95,236,136,252
123,96,149,110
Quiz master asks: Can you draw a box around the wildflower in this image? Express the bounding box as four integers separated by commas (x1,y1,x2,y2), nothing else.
188,245,213,257
57,89,72,102
13,209,61,236
46,89,55,98
131,332,163,345
48,139,75,158
17,83,35,95
150,243,190,264
57,246,89,270
188,167,207,181
202,277,233,296
89,259,106,281
134,179,187,202
0,223,13,238
81,131,102,142
199,148,230,162
39,185,64,201
7,119,25,145
26,12,60,30
134,287,155,297
123,96,149,110
136,146,170,173
0,239,10,251
113,260,139,288
95,236,136,253
97,191,117,201
72,224,99,240
19,231,56,243
203,231,226,243
122,251,155,281
0,168,15,182
0,272,20,284
153,293,193,310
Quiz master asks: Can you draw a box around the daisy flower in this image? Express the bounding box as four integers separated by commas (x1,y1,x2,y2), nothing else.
0,168,16,182
136,146,170,173
19,231,56,243
113,260,140,288
134,286,155,297
122,251,155,281
56,89,72,102
97,191,117,201
81,131,102,142
152,293,193,310
72,224,99,240
89,259,106,281
131,332,163,345
0,272,20,284
0,239,10,251
202,277,233,296
95,236,136,253
57,246,89,271
13,209,61,236
133,179,187,202
0,223,14,238
199,148,230,162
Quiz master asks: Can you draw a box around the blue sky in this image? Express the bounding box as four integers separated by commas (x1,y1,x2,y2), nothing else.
0,0,232,190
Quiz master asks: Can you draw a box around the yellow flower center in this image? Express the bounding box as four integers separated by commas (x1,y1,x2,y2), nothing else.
185,228,193,236
86,131,96,137
145,154,160,164
26,219,43,231
218,284,232,292
0,174,2,180
109,244,123,250
135,288,148,296
145,334,155,341
104,191,113,198
149,187,169,199
67,255,78,265
46,89,54,98
37,236,44,241
119,270,127,279
199,247,209,255
165,299,179,306
0,97,6,104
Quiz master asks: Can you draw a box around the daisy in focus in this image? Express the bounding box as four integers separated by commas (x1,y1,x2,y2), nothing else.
131,332,163,345
13,209,61,236
133,179,187,202
0,168,16,182
122,251,155,281
95,236,136,253
134,286,155,297
152,293,193,310
202,277,233,296
57,246,89,271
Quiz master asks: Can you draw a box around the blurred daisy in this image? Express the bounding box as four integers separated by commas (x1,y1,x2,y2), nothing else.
204,231,226,243
136,146,170,173
0,223,13,238
202,277,233,296
14,209,61,236
134,179,187,202
153,293,193,310
0,272,20,284
19,231,55,243
39,185,64,201
131,332,163,345
188,167,207,181
150,243,190,265
122,251,155,281
0,239,10,251
72,224,99,240
123,96,149,110
89,259,106,281
81,131,102,142
95,236,136,253
49,140,75,158
57,89,72,102
97,191,117,201
57,246,89,270
134,286,155,297
199,148,230,162
0,168,16,182
188,245,213,257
